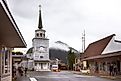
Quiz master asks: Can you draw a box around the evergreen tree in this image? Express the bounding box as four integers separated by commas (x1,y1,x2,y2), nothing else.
26,47,33,54
67,48,76,70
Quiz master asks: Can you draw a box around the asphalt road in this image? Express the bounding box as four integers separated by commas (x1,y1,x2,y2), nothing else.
26,71,121,81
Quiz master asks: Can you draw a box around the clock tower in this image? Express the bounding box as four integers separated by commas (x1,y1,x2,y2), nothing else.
32,5,50,71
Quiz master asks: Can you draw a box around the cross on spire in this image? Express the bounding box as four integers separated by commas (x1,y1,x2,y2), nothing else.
39,5,41,11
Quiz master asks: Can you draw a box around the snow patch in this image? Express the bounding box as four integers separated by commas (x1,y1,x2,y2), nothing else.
50,42,69,51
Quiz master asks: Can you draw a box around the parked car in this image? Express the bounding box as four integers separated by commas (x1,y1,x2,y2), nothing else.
80,69,90,74
51,65,59,72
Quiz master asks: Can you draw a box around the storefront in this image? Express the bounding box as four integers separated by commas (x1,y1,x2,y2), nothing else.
81,34,121,76
84,52,121,75
0,47,12,81
0,0,26,81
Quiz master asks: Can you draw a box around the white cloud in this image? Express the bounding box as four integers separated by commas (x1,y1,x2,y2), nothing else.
8,0,121,52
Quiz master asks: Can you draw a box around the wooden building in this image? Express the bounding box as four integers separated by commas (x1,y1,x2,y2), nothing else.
0,0,26,81
81,34,121,76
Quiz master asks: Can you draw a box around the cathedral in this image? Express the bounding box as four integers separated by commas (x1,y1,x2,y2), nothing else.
32,5,50,71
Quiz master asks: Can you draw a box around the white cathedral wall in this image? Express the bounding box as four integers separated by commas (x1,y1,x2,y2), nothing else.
34,52,49,60
33,39,49,60
33,39,49,49
102,37,121,54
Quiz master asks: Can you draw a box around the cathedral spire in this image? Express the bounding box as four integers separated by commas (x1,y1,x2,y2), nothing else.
38,5,43,29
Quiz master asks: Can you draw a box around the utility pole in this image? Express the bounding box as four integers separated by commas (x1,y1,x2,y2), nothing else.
82,30,85,53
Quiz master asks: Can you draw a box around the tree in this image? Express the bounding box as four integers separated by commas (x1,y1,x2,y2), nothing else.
67,48,76,70
26,47,33,54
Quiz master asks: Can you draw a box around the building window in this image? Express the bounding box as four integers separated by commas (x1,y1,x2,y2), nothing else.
41,63,43,69
35,63,37,66
40,56,43,58
95,62,99,72
99,63,103,70
40,33,42,37
1,47,10,74
103,62,106,71
43,34,45,37
107,62,110,72
36,33,39,37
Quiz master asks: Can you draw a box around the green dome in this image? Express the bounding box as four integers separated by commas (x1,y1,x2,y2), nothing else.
26,47,33,54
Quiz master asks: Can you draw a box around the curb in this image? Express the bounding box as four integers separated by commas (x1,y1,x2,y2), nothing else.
72,71,92,76
100,76,116,80
72,71,121,80
100,75,121,80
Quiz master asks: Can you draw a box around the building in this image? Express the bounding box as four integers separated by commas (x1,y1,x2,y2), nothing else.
12,52,27,70
74,57,81,71
81,34,121,75
0,0,26,81
32,5,50,71
26,49,34,70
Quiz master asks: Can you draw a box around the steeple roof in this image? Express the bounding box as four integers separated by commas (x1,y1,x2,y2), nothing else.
38,5,43,29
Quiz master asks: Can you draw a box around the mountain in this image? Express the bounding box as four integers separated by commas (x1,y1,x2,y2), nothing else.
26,41,80,64
50,41,79,53
49,41,80,64
50,41,70,51
49,48,68,64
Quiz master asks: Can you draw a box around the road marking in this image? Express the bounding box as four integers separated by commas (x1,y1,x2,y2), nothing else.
30,78,37,81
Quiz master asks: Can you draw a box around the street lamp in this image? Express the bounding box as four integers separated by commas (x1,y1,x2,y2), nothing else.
56,58,59,65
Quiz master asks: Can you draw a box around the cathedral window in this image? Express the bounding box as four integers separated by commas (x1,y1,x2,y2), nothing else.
43,34,45,37
40,33,42,37
35,63,37,66
36,33,39,37
40,56,43,58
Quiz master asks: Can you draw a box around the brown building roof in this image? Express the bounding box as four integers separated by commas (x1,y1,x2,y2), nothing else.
0,1,27,48
83,34,115,58
82,51,121,61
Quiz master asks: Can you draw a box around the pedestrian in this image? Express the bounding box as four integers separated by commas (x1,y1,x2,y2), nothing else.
109,64,113,76
18,67,23,76
12,66,17,80
24,67,28,76
113,64,117,76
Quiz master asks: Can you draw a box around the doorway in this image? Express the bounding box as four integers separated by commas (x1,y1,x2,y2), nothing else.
41,63,43,69
117,60,120,73
95,62,99,73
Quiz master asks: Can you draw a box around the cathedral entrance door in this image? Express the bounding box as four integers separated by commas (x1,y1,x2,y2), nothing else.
41,63,43,69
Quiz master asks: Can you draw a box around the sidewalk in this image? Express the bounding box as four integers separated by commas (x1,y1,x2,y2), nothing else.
16,76,30,81
16,71,30,81
100,75,121,80
72,71,121,80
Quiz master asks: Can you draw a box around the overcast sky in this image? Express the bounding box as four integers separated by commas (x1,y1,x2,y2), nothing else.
7,0,121,53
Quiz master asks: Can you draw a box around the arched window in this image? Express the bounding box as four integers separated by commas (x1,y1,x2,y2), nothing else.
36,33,39,37
40,56,43,58
40,33,42,37
43,34,45,37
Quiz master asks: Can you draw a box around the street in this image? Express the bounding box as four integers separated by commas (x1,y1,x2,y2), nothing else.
17,71,121,81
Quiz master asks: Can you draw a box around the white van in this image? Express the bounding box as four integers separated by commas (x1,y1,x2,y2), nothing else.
51,65,58,72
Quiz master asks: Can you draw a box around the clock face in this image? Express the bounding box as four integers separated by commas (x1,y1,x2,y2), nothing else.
39,46,46,53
